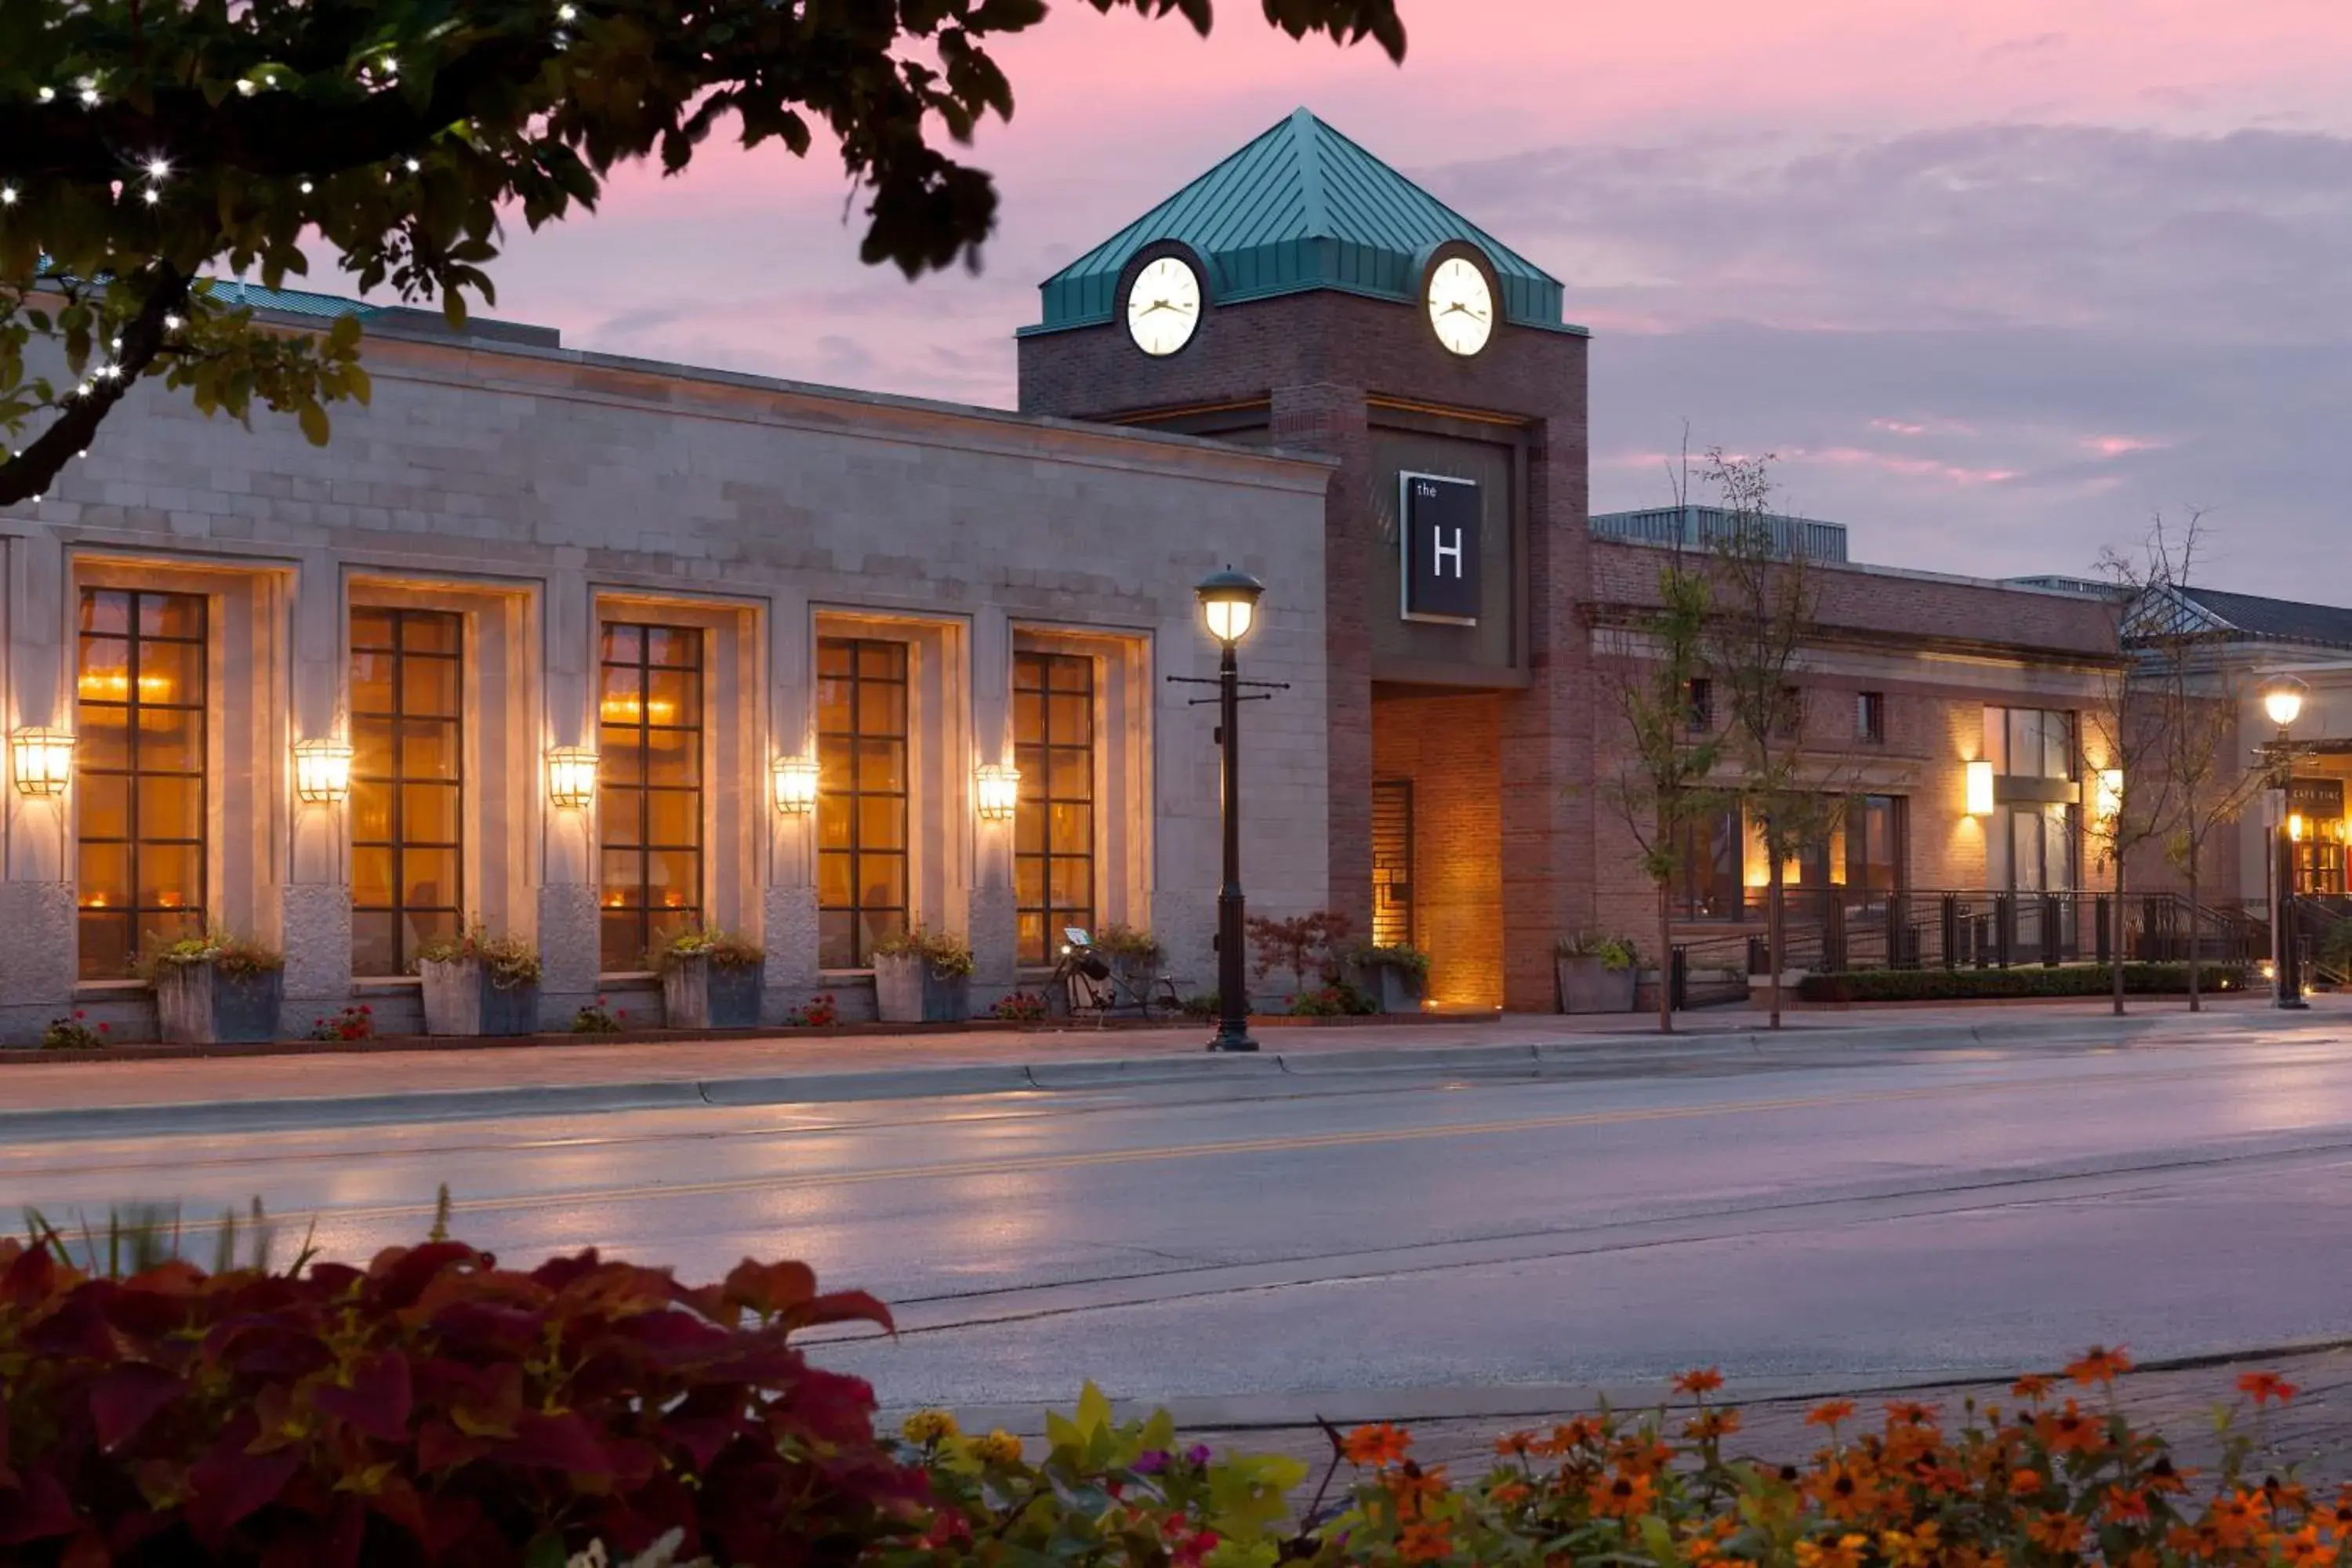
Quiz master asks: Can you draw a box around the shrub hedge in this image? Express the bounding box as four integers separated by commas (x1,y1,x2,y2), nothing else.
1798,961,2252,1004
0,1227,2322,1568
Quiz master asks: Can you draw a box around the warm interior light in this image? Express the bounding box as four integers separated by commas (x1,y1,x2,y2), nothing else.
292,737,354,804
2290,812,2307,842
9,728,74,797
1965,759,1995,816
546,746,597,809
771,754,819,815
598,694,678,725
975,762,1022,822
1195,566,1266,648
2094,768,2124,823
75,670,176,702
2263,677,2307,730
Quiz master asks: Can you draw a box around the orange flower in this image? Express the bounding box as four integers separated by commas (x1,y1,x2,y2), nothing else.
2025,1512,2086,1555
1385,1461,1451,1518
2279,1524,2332,1568
2064,1345,2133,1386
1344,1421,1412,1468
1589,1471,1656,1519
2009,1468,2049,1497
2238,1370,2299,1406
1879,1523,1944,1568
2010,1373,2056,1401
1793,1534,1869,1568
1683,1409,1743,1442
1490,1479,1533,1508
1674,1367,1726,1396
2104,1486,2151,1524
1399,1520,1454,1564
1883,1400,1939,1428
1494,1431,1536,1457
2037,1399,2105,1456
1806,1399,1857,1428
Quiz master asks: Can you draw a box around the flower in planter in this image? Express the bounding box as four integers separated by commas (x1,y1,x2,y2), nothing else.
873,927,975,978
987,990,1048,1022
657,926,766,971
415,924,543,989
136,926,285,980
1555,930,1639,970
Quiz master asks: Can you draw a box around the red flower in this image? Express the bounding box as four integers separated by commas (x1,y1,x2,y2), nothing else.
1674,1367,1725,1396
2238,1370,2298,1406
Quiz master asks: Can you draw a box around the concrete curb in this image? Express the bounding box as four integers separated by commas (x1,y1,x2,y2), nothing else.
0,1007,2299,1143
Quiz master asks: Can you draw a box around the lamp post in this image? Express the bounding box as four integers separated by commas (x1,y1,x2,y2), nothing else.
2262,674,2308,1010
1196,567,1265,1053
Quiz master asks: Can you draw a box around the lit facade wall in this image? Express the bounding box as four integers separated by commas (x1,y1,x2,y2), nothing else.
0,326,1333,1041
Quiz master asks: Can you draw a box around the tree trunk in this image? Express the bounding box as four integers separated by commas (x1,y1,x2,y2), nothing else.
1766,854,1785,1029
2112,855,2128,1017
1656,882,1675,1035
2187,857,2203,1012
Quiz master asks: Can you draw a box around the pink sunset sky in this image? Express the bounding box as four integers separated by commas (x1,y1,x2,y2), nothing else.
470,0,2352,594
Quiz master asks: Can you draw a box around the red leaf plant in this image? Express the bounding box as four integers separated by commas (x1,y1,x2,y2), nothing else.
0,1232,921,1565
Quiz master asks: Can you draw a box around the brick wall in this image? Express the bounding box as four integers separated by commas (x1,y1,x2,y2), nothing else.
1371,689,1504,1007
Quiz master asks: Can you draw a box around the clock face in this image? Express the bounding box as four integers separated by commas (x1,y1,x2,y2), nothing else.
1426,256,1495,356
1126,256,1203,356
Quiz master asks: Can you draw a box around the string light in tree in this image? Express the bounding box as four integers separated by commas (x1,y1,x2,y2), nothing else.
36,88,54,103
77,78,98,107
164,314,183,332
299,180,314,194
144,158,171,182
0,187,16,206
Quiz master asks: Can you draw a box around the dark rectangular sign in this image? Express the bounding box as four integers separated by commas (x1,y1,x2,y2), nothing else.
2289,776,2344,817
1399,471,1481,624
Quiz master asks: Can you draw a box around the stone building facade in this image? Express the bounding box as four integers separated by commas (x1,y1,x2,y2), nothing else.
0,316,1333,1040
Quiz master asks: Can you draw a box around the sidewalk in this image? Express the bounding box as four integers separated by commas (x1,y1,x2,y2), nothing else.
0,993,2314,1142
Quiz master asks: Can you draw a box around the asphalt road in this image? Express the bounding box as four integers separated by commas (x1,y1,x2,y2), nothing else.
9,1019,2352,1415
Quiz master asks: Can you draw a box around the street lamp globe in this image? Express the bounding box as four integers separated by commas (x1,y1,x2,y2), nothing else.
2263,674,2307,731
1196,567,1265,648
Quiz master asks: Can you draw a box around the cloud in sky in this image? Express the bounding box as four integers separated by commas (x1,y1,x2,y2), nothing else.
461,0,2352,597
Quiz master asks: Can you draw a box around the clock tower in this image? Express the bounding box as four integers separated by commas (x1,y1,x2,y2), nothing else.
1017,108,1592,1011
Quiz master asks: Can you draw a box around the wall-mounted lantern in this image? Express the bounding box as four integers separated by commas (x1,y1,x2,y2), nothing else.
975,762,1022,822
293,737,354,804
9,728,74,797
1964,759,1995,817
2093,768,2124,825
771,754,820,815
546,746,598,810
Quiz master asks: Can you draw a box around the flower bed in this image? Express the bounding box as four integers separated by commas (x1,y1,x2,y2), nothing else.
1799,961,2252,1004
0,1212,2324,1568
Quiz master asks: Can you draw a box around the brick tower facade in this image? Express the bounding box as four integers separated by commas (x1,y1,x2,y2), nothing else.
1016,111,1595,1008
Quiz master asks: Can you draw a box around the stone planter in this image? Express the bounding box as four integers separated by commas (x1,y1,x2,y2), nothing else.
1349,960,1428,1014
1556,954,1638,1014
662,954,764,1029
873,953,972,1023
154,962,284,1045
419,956,540,1037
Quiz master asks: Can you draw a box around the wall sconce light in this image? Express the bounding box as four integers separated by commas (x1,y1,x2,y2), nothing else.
771,754,819,815
9,727,74,797
1965,759,1994,817
2289,812,2307,843
546,745,598,810
975,762,1022,822
292,737,354,804
2094,768,2124,824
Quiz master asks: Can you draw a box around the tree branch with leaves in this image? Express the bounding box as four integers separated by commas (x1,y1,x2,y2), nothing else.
0,0,1405,505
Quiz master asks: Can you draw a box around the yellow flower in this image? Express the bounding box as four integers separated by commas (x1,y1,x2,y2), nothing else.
971,1428,1025,1465
902,1409,960,1445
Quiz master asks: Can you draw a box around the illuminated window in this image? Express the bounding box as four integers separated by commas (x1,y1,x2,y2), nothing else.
817,637,908,967
1674,805,1744,920
1371,779,1416,949
598,623,703,971
1014,652,1095,964
350,608,463,975
77,588,206,978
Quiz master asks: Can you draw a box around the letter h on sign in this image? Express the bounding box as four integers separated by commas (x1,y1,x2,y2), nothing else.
1399,471,1482,624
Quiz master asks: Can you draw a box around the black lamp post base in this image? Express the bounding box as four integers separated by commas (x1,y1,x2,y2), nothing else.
2275,996,2310,1011
1207,1028,1259,1053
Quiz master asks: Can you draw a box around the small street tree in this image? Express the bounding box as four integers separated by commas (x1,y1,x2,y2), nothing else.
1700,448,1848,1030
1595,547,1722,1035
2118,510,2260,1011
0,0,1404,506
2087,531,2187,1018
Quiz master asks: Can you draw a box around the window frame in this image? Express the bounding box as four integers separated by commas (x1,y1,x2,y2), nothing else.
349,607,465,975
1013,650,1097,966
816,636,911,969
597,621,706,972
76,587,209,979
1856,690,1886,744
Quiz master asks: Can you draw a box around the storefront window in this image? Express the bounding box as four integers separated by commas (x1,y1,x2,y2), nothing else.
1674,805,1744,920
817,637,908,967
350,608,463,975
1014,651,1094,964
77,589,207,978
598,622,703,971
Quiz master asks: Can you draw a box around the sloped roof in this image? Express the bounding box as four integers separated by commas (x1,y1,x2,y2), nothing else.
203,278,560,347
2172,585,2352,650
1022,108,1580,337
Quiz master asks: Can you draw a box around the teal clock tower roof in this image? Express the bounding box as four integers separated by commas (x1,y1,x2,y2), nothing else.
1020,108,1582,338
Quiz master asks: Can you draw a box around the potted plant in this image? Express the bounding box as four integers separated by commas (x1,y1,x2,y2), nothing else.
1555,930,1639,1014
1345,941,1431,1014
872,927,975,1023
659,927,766,1029
416,926,543,1037
143,929,285,1045
1095,923,1165,1003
